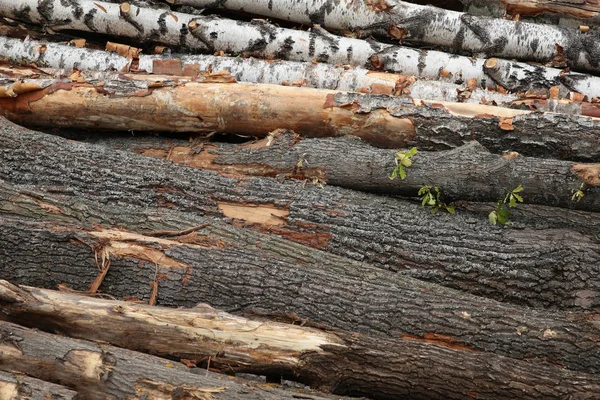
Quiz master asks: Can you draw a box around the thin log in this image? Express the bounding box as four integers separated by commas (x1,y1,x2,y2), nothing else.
0,370,77,400
0,321,353,400
463,0,600,29
163,0,600,73
1,282,600,400
484,57,600,100
3,75,600,159
0,37,519,104
75,130,600,212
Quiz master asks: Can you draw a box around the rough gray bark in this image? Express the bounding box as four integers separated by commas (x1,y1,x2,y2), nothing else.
1,282,600,400
161,0,600,73
0,370,77,400
76,130,600,212
0,321,360,400
1,118,600,327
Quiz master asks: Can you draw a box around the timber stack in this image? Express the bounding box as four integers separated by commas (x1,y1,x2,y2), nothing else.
0,0,600,399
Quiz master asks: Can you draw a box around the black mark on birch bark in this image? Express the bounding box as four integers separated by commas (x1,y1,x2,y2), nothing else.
83,8,98,32
60,0,83,20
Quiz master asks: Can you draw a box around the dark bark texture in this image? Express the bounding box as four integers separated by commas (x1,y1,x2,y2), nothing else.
1,119,599,312
76,130,600,212
1,122,600,379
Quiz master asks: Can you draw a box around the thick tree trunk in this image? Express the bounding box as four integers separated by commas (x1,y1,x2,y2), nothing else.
0,370,77,400
76,130,600,212
1,282,600,400
0,321,355,400
1,119,600,335
4,75,600,160
161,0,600,73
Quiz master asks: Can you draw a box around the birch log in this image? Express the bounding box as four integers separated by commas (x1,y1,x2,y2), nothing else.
1,282,600,400
2,1,593,93
163,0,600,73
2,118,600,313
3,75,600,159
484,57,600,100
80,131,600,212
0,321,355,400
0,36,519,104
462,0,600,29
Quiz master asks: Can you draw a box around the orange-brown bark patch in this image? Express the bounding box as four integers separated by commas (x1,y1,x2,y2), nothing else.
402,333,477,352
218,202,289,226
152,59,183,76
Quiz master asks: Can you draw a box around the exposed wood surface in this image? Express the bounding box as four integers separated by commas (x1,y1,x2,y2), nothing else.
0,320,358,400
3,75,600,159
1,282,599,400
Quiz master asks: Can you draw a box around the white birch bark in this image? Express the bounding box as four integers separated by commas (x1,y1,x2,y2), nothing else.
484,57,600,99
164,0,600,73
0,36,520,104
462,0,600,29
0,0,209,51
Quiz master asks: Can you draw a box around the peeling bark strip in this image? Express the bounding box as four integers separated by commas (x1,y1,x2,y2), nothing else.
164,0,600,73
2,283,600,400
2,119,600,313
3,75,600,159
0,321,353,400
0,370,77,400
90,131,600,212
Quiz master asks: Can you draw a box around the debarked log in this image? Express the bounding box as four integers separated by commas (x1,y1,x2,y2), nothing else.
81,130,600,212
0,320,356,400
3,76,600,159
1,282,600,400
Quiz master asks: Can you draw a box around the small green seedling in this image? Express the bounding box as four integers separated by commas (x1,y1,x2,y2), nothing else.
390,147,418,180
418,186,456,214
572,183,586,202
489,185,524,225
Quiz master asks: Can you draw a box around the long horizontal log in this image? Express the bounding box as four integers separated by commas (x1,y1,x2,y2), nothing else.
163,0,600,73
2,282,600,400
78,130,600,212
2,118,600,357
0,321,354,400
0,370,77,400
7,1,600,98
3,75,600,159
463,0,600,29
0,37,520,105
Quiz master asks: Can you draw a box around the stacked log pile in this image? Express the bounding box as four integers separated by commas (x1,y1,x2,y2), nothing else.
0,0,600,399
